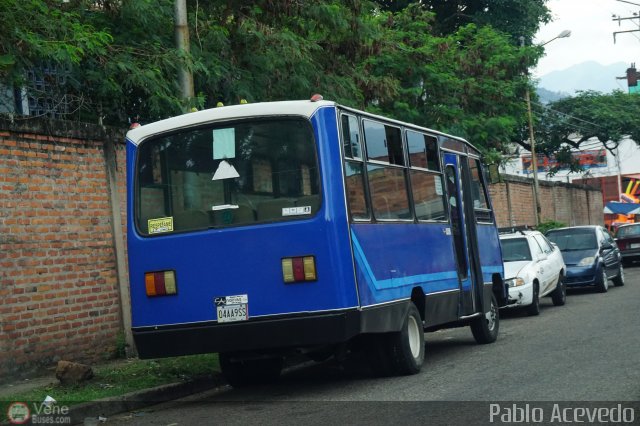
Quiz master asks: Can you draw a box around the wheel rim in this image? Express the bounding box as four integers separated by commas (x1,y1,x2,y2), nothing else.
407,315,421,358
486,300,497,331
602,269,608,290
619,265,624,283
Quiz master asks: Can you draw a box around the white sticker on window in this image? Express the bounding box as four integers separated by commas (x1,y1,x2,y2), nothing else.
212,160,240,180
434,175,443,196
282,206,312,216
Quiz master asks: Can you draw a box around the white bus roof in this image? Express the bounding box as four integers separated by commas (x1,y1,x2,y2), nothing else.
126,100,336,145
126,98,476,153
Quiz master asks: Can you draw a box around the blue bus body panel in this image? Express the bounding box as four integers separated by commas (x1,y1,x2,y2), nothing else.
476,223,504,282
351,223,459,306
126,106,359,328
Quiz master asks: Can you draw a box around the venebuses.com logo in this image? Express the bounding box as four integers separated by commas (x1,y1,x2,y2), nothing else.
7,400,71,424
6,402,30,424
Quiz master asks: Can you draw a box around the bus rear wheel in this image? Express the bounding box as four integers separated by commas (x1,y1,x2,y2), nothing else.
219,353,283,387
367,303,425,376
470,294,499,344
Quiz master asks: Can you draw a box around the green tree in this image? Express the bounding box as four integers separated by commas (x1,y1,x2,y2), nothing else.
534,90,640,173
367,4,540,161
375,0,551,42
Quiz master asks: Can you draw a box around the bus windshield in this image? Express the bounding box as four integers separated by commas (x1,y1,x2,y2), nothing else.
136,117,320,235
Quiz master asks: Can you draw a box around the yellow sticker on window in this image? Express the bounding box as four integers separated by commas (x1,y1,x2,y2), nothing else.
148,217,174,234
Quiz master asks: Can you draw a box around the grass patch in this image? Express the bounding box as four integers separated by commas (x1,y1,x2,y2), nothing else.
1,353,219,421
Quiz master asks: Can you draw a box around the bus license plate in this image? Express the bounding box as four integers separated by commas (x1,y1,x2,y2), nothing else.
216,304,248,323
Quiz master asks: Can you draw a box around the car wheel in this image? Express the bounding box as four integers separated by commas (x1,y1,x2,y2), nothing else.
612,263,625,287
471,294,499,344
526,281,541,316
596,266,609,293
551,273,566,306
219,353,283,387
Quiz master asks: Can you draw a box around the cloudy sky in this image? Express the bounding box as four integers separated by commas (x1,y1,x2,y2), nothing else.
534,0,640,77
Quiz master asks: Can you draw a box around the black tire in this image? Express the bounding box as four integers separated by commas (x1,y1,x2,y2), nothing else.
471,294,499,344
595,265,609,293
526,281,541,316
551,273,567,306
219,353,283,387
613,263,625,287
367,303,425,376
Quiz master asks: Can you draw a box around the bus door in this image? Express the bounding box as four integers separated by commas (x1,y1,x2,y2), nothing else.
443,152,484,316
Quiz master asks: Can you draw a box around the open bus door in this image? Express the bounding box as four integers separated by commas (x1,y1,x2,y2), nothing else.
443,152,485,317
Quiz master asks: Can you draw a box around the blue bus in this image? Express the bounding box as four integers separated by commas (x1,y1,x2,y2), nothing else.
126,97,507,385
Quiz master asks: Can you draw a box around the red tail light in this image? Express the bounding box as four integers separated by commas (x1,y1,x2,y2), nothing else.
145,271,177,297
282,256,317,283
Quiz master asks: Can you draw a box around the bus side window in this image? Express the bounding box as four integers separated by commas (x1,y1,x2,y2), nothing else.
407,130,446,221
341,114,370,220
468,157,492,223
363,121,410,220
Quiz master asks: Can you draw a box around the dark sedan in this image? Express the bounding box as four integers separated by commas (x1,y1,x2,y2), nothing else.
614,223,640,265
545,226,624,293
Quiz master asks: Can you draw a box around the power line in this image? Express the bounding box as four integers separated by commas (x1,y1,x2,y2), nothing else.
531,100,606,130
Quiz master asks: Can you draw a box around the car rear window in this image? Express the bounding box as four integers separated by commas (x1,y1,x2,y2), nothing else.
615,225,640,238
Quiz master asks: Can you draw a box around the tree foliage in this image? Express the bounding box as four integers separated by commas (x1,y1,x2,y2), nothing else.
1,0,557,164
376,0,551,42
534,90,640,173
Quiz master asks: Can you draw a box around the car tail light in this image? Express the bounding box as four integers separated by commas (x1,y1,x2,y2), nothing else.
617,241,627,250
282,256,317,283
145,271,177,296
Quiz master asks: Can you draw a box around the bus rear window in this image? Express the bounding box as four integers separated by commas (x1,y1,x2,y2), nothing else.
136,118,320,235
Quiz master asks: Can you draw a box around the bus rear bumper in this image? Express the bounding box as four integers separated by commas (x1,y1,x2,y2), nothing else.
132,310,362,359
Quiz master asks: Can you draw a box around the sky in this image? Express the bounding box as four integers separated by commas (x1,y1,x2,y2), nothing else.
534,0,640,77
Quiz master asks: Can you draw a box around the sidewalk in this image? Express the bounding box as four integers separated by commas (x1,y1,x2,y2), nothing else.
1,357,226,425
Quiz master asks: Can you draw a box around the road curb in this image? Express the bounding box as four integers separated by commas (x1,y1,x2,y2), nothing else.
67,374,226,425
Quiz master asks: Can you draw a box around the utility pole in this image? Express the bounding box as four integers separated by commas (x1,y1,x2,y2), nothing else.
525,88,541,226
519,30,570,226
175,0,194,111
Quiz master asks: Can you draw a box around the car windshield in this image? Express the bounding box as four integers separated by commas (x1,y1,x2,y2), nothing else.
500,238,532,262
546,229,597,251
615,224,640,238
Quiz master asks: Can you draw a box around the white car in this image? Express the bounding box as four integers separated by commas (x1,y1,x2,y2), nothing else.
499,229,567,315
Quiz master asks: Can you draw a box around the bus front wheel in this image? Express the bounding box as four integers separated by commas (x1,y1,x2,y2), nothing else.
470,295,499,344
219,353,283,387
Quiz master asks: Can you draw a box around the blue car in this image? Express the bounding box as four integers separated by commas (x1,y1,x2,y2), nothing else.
545,226,624,293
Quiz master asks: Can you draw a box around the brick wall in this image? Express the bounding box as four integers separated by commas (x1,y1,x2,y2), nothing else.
0,118,126,381
489,174,603,228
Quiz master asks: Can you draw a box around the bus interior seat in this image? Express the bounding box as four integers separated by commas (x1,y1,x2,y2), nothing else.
173,210,209,230
296,195,321,213
257,199,295,221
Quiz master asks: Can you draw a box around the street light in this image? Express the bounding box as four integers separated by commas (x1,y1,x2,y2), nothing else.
524,30,571,225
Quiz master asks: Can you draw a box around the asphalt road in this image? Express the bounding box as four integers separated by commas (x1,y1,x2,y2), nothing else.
108,266,640,425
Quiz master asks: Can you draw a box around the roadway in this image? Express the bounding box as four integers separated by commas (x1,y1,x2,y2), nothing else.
108,265,640,425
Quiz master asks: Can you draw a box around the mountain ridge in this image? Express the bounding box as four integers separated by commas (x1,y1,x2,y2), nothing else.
536,60,629,95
